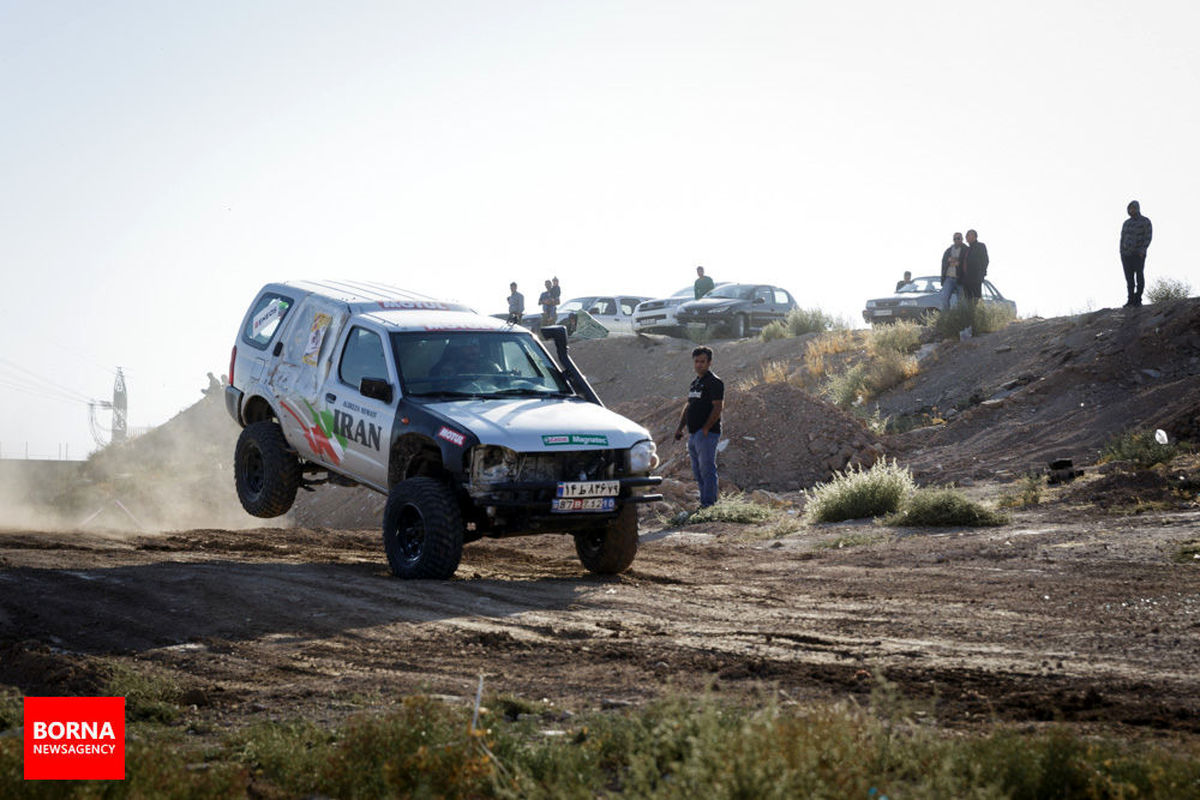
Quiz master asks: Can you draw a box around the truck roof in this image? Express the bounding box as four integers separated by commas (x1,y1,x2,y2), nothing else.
273,280,517,333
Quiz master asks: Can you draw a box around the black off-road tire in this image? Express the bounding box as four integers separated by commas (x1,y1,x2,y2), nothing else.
731,314,748,339
574,505,639,574
234,421,301,518
382,477,464,579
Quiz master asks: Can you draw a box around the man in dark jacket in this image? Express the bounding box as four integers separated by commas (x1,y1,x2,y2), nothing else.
963,229,989,302
1120,200,1153,307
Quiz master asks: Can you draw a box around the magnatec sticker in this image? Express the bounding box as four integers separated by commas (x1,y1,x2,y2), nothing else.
542,434,609,446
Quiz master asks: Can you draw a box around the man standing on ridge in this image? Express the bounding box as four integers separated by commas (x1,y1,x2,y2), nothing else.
674,346,724,510
963,229,989,303
506,282,524,324
694,266,715,299
940,233,966,310
1120,200,1152,307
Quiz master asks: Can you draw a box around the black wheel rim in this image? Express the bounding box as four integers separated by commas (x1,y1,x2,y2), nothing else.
580,531,605,557
396,505,426,562
245,446,265,495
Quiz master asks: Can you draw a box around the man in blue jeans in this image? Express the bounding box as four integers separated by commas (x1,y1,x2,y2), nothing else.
674,346,724,509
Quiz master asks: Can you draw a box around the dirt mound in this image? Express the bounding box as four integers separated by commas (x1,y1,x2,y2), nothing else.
879,299,1200,481
615,382,883,493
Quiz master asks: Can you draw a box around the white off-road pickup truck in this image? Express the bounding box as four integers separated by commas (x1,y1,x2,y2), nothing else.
225,281,662,578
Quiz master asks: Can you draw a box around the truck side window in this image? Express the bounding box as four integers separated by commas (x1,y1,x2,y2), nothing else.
242,293,294,349
340,327,388,390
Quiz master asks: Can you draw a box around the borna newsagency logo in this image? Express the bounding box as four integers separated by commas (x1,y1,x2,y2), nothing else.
24,697,126,781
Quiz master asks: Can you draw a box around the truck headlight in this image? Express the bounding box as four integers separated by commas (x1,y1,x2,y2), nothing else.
471,445,517,483
866,300,877,308
629,439,658,473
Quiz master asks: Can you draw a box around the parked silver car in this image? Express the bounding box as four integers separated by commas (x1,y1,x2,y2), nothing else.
862,276,1017,325
632,283,730,336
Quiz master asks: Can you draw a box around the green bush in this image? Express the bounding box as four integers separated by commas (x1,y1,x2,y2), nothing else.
926,301,1016,339
105,662,183,723
1101,429,1180,468
886,488,1009,527
868,319,922,354
804,459,915,523
823,350,918,408
1147,276,1192,303
785,306,843,336
759,320,788,341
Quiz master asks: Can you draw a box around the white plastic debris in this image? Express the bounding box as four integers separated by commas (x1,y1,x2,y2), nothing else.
1154,429,1169,445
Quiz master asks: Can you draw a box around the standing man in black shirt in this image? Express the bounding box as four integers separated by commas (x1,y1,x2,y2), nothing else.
674,345,724,509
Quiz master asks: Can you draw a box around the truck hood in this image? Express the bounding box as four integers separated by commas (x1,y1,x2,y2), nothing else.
421,396,652,452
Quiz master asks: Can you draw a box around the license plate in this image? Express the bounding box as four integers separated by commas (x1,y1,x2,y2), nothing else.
552,497,617,513
556,480,620,498
874,309,893,316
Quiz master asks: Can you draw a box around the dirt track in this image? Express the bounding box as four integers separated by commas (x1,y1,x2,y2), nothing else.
3,501,1199,736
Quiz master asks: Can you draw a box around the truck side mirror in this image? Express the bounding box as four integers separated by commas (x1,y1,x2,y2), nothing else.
359,378,393,404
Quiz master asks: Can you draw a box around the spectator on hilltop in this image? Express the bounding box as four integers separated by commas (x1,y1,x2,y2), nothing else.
896,270,912,292
538,279,557,327
694,266,715,299
940,233,966,310
506,282,524,324
963,229,989,303
1120,200,1153,308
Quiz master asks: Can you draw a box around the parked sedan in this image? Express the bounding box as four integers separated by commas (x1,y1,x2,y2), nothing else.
632,283,730,336
674,283,798,339
862,275,1017,325
557,295,650,336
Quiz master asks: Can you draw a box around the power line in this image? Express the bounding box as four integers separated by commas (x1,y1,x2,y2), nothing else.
0,357,94,403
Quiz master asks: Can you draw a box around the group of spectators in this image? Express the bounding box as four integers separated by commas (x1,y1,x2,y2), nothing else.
937,230,990,311
506,277,561,326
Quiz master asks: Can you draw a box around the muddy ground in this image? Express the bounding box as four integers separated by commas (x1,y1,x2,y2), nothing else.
2,497,1199,740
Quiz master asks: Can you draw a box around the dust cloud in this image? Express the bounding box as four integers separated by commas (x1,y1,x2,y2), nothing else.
0,392,267,534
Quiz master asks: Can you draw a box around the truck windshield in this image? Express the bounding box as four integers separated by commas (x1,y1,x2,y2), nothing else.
390,331,573,399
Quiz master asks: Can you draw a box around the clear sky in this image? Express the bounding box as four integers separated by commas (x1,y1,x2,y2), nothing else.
2,0,1197,460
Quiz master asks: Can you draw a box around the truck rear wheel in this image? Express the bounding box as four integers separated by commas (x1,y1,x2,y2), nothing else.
235,421,301,518
383,477,464,579
574,505,638,574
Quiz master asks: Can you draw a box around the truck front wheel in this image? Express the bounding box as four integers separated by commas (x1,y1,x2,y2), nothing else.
382,477,464,579
574,505,638,574
234,421,301,517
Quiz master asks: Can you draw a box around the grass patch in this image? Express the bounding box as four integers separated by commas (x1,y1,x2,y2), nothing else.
802,329,860,379
104,661,184,723
815,531,888,550
685,493,774,525
1175,539,1200,564
0,690,21,733
6,689,1199,798
804,459,916,523
886,487,1009,527
1147,276,1192,303
998,472,1043,508
1101,429,1180,468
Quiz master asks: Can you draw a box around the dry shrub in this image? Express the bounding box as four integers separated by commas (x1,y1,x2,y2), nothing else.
804,329,860,379
823,350,917,408
761,359,789,384
1147,276,1192,303
804,459,915,522
886,488,1009,527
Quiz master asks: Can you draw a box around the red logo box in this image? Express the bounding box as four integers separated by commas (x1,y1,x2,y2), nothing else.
24,697,125,781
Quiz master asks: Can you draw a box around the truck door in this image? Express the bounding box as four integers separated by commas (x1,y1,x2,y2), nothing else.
272,296,350,469
328,325,396,490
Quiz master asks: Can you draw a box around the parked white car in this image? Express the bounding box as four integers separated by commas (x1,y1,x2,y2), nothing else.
557,295,649,336
632,284,729,336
